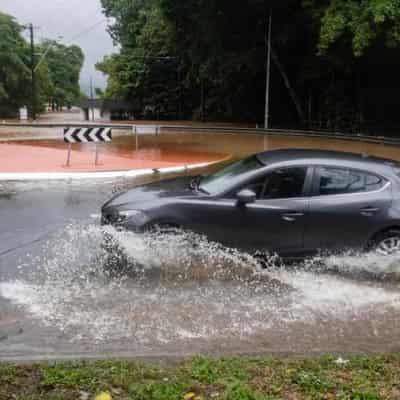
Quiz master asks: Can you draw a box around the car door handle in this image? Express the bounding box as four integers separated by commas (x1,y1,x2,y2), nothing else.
282,212,304,222
360,206,380,216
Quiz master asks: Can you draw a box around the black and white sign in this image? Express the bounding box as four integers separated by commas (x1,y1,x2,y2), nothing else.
64,127,112,143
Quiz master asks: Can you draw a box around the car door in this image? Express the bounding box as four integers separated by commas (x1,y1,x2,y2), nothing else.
183,166,312,255
304,166,392,252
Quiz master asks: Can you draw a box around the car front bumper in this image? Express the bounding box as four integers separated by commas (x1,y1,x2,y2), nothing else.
101,208,148,233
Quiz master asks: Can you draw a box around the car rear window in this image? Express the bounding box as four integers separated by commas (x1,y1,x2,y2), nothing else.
317,167,387,196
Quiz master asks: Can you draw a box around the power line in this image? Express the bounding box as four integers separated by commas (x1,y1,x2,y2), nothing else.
34,35,63,72
64,18,108,45
34,43,54,72
34,18,108,72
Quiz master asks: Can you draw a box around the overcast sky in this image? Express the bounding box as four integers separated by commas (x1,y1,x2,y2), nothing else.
0,0,116,92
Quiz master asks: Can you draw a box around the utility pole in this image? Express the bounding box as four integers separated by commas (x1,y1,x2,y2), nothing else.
264,9,272,129
29,23,37,120
90,77,95,122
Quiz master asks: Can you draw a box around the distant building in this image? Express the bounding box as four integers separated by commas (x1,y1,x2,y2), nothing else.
79,99,137,121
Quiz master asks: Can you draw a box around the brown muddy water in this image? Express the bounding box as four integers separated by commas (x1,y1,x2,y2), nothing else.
1,129,400,360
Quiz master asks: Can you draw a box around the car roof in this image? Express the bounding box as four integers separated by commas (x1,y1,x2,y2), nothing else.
256,149,399,175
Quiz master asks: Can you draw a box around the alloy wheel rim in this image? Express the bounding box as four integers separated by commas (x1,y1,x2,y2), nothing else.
376,236,400,255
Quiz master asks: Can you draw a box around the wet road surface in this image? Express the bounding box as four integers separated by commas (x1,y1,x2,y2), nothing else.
1,176,400,361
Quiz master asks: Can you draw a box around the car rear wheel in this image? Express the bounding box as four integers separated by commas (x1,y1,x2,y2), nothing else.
371,230,400,255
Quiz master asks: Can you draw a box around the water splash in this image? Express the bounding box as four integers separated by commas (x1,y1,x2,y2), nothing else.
1,224,400,348
312,250,400,280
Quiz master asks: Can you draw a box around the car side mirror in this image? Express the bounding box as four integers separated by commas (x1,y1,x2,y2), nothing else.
236,189,256,206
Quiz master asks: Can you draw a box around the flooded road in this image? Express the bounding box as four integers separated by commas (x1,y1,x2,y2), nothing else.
1,130,400,361
1,177,400,361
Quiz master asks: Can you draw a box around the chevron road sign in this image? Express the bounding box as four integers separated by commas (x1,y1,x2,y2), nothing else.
64,127,112,143
63,127,113,167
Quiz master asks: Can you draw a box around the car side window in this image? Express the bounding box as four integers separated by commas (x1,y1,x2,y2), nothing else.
261,167,308,199
245,177,267,198
316,167,387,196
227,176,267,199
227,167,308,200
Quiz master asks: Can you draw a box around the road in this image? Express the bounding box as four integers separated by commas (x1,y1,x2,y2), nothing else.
0,177,141,360
1,177,400,361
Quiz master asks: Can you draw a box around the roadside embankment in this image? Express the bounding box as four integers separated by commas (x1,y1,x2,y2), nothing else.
1,355,399,399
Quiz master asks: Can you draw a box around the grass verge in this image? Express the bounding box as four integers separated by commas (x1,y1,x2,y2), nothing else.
1,354,400,399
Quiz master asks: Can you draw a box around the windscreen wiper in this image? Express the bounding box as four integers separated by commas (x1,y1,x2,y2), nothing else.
189,176,200,190
189,176,209,194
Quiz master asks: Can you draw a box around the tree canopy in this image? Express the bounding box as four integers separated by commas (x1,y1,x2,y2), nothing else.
41,40,84,110
0,12,30,117
0,11,84,118
98,0,400,133
306,0,400,56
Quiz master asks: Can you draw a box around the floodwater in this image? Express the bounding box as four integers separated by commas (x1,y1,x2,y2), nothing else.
1,218,400,359
1,128,400,360
2,122,400,162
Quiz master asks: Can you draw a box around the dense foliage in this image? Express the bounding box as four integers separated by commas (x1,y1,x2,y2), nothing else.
0,12,30,117
98,0,400,133
0,12,84,118
41,40,84,110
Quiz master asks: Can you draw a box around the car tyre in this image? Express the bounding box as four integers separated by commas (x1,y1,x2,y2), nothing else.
370,229,400,256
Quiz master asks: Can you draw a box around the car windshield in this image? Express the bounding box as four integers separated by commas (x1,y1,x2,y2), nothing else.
199,155,264,195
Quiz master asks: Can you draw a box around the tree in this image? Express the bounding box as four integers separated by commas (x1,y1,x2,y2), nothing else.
0,12,30,117
98,0,180,118
98,0,314,122
302,0,400,131
41,41,84,110
305,0,400,56
98,0,400,133
0,12,85,117
95,87,104,98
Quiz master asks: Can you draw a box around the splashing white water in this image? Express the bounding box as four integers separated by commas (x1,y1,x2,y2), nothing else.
1,224,400,345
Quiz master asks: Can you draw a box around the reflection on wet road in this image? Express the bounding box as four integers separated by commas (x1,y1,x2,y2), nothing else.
1,176,400,361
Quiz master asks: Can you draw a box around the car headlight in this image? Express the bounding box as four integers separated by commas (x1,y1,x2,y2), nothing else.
117,210,149,225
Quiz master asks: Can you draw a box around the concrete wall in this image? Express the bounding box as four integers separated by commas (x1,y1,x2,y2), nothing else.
102,110,111,121
80,107,110,122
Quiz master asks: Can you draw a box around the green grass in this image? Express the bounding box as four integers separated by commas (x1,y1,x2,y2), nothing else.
1,354,400,400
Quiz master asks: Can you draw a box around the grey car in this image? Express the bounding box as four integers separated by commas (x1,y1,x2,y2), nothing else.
101,149,400,257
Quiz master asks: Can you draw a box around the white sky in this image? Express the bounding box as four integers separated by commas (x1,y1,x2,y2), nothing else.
0,0,117,92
